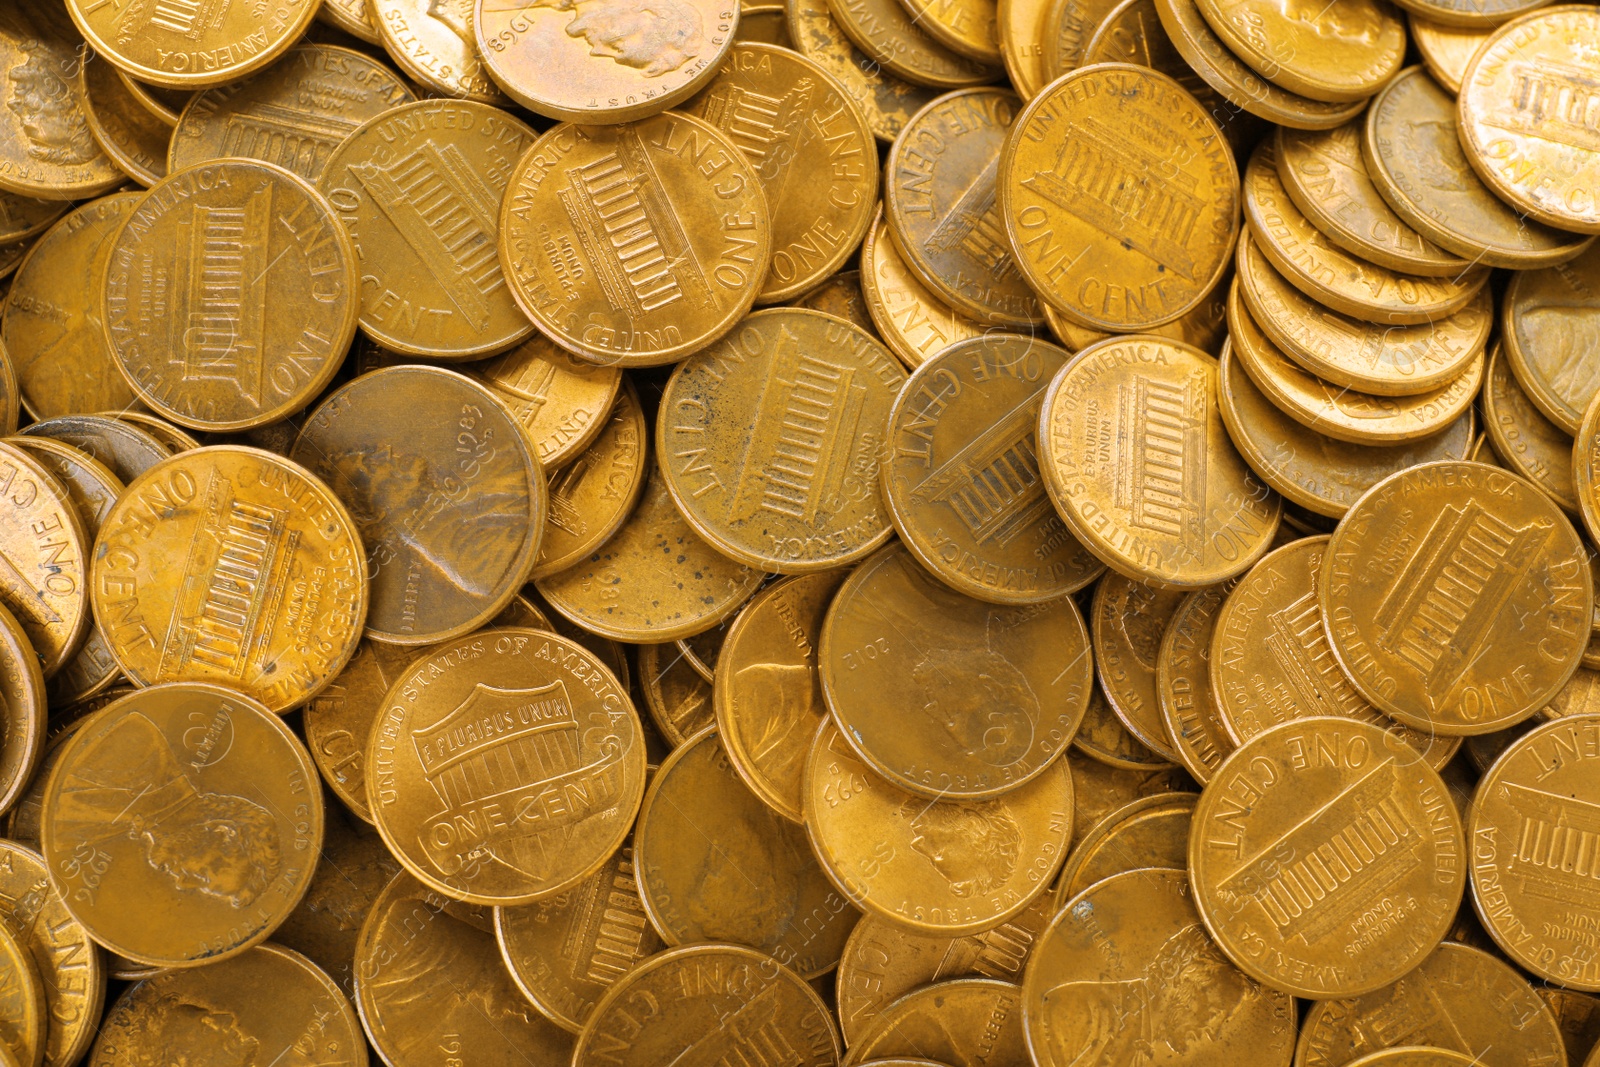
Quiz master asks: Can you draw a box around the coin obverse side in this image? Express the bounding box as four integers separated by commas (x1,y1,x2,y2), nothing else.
1484,342,1579,514
77,49,174,189
1191,0,1404,102
371,0,511,104
1190,717,1465,998
846,977,1026,1066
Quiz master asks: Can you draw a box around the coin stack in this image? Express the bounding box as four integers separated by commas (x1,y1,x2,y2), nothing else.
0,0,1598,1062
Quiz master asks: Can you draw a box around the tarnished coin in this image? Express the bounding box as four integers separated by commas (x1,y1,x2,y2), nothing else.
501,112,770,367
469,334,621,471
1051,793,1196,904
0,604,42,821
638,640,715,744
0,919,41,1067
658,308,902,573
370,0,510,104
827,0,996,88
2,194,142,421
784,0,941,142
1191,718,1465,997
0,8,122,200
1484,342,1579,514
1410,17,1491,91
1039,336,1282,588
1458,8,1600,235
320,100,536,360
354,871,574,1066
805,720,1072,935
18,415,169,488
1073,682,1172,770
846,978,1025,1066
1363,67,1595,270
169,44,414,183
1505,242,1600,436
858,207,986,370
1470,714,1600,990
885,89,1043,328
1192,0,1403,103
1156,584,1236,782
820,543,1091,798
1294,942,1565,1067
738,3,793,45
1065,747,1193,849
999,0,1051,96
685,44,878,303
66,0,316,87
1549,991,1600,1067
0,348,13,440
0,441,89,680
39,683,322,968
0,196,66,247
78,51,169,187
303,638,422,822
1092,573,1183,762
319,0,381,41
366,627,647,905
1042,0,1125,78
1322,460,1590,735
91,446,366,711
572,943,839,1067
1001,65,1238,333
797,270,873,328
1026,869,1296,1067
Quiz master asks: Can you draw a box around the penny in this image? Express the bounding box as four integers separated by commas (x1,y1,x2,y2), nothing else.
901,0,1001,63
1236,231,1492,396
638,640,715,745
797,270,874,329
169,44,414,184
846,978,1025,1066
0,8,122,200
1410,17,1491,91
1041,0,1121,77
78,51,168,187
1039,336,1282,588
1244,142,1489,326
804,720,1072,935
0,196,66,247
112,412,200,453
658,308,902,573
0,605,41,821
827,0,996,88
0,441,89,680
675,624,725,682
529,380,647,581
2,194,141,421
1505,242,1600,436
1051,793,1197,904
319,0,381,41
370,0,509,103
572,943,838,1067
1191,718,1465,998
1388,0,1547,25
1026,868,1296,1067
885,89,1043,328
1042,271,1232,356
999,0,1051,96
1156,584,1236,783
0,919,41,1067
1073,682,1172,770
18,415,169,487
366,627,647,905
469,334,622,470
1345,1052,1484,1067
1322,460,1591,735
68,0,317,87
1210,536,1460,769
784,0,941,142
1364,67,1595,270
858,208,986,370
1275,122,1471,278
321,100,536,360
820,543,1091,798
39,683,322,967
0,841,105,1067
1543,989,1600,1067
303,638,423,823
848,916,1045,1052
355,871,573,1065
1484,342,1579,514
1294,942,1565,1067
1546,664,1600,721
685,45,878,304
1065,748,1194,851
738,2,793,44
1192,0,1403,103
1092,573,1183,762
0,350,13,440
2,716,93,849
1001,65,1239,333
116,73,190,128
501,112,770,367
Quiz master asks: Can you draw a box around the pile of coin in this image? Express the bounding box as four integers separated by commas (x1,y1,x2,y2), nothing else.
0,0,1598,1062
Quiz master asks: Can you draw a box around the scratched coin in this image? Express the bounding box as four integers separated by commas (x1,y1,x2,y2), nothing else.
66,0,318,87
1092,573,1184,763
1191,0,1404,103
0,7,121,200
783,0,941,143
1156,583,1236,783
0,918,41,1067
1050,792,1197,905
0,440,89,681
1503,241,1600,437
825,0,997,89
858,207,986,370
370,0,510,103
845,977,1026,1066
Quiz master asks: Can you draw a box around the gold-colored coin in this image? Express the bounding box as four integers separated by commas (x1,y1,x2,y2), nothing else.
18,414,169,487
1410,16,1491,92
1236,230,1492,396
885,88,1042,328
1192,0,1403,103
900,0,1002,64
715,570,845,823
110,411,200,454
0,196,67,246
0,8,121,201
1345,1052,1482,1067
820,543,1091,797
1191,718,1465,998
1039,336,1282,588
827,0,997,88
320,100,535,360
636,727,857,975
40,683,323,968
845,977,1025,1066
1545,990,1600,1067
1073,681,1173,770
1322,460,1591,734
474,0,736,122
1051,792,1197,905
1275,122,1472,278
657,308,902,572
1001,65,1239,333
169,44,414,184
835,895,1052,1046
804,720,1072,935
303,638,421,822
495,839,662,1033
1505,241,1600,436
1545,664,1600,720
1092,573,1183,762
1572,390,1600,550
1363,67,1596,269
573,943,839,1067
78,51,168,187
0,347,13,440
784,0,941,142
1156,584,1236,782
999,0,1051,96
355,870,574,1066
1041,271,1231,356
1388,0,1547,26
2,193,142,421
319,0,382,43
116,73,190,128
1065,747,1193,849
370,0,510,104
2,715,93,849
536,465,764,641
1245,142,1489,326
1210,536,1460,768
0,603,42,819
469,334,622,471
1026,868,1296,1067
738,2,793,45
885,334,1102,602
0,441,89,680
1041,0,1122,78
797,269,874,329
366,627,646,905
0,918,42,1067
1470,714,1600,989
858,207,985,370
67,0,318,88
0,841,106,1067
638,640,714,744
1459,8,1600,235
1484,342,1579,514
686,45,878,303
1294,942,1565,1067
501,112,770,367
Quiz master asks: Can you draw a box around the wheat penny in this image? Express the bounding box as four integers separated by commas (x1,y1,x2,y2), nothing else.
0,441,88,681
